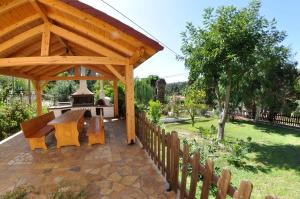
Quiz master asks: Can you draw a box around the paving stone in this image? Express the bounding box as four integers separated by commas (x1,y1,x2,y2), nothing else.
0,120,174,198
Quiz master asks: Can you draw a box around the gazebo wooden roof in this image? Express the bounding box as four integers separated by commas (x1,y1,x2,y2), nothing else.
0,0,163,144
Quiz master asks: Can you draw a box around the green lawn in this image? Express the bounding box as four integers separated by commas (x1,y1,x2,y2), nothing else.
164,117,300,199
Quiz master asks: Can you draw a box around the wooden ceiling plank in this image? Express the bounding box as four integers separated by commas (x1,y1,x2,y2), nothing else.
29,0,49,23
50,25,126,60
48,13,133,57
0,14,40,38
38,65,73,77
105,64,125,83
0,56,127,67
0,0,27,15
38,0,145,48
0,25,44,55
0,68,35,80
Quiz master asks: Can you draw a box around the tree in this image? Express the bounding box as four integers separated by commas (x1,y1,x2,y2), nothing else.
180,0,292,140
156,78,166,103
147,100,161,124
49,81,78,103
184,85,206,126
134,78,154,106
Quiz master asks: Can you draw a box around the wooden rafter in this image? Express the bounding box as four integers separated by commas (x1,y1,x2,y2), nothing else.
0,14,40,38
0,68,35,80
48,13,133,57
0,0,27,15
0,56,128,67
105,64,125,83
0,25,44,55
49,25,126,60
38,0,149,52
29,0,49,23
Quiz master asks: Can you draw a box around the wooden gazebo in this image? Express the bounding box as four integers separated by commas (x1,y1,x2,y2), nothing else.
0,0,163,143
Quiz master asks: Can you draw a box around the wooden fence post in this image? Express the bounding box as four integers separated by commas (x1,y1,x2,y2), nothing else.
171,131,180,193
189,151,200,199
216,169,231,199
180,143,189,199
161,129,166,176
233,180,253,199
200,159,214,199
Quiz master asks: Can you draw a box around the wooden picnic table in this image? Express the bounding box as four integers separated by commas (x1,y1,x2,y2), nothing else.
48,110,85,148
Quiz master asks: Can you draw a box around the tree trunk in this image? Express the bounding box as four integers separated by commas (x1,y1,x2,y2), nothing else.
218,79,231,141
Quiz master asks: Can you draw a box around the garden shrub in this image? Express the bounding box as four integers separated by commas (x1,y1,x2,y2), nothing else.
147,100,161,124
0,101,34,140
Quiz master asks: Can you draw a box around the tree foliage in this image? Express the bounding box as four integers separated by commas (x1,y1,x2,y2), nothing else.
180,0,297,139
147,100,162,124
134,78,154,106
184,86,206,126
48,81,78,103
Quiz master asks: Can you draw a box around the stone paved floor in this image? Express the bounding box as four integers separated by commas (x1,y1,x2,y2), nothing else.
0,119,175,198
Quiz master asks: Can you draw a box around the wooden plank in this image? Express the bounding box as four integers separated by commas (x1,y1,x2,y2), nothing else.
233,181,252,199
216,169,231,199
105,64,125,83
0,68,35,80
161,129,166,176
0,0,27,15
29,0,49,23
154,125,157,165
0,56,127,67
125,64,135,144
49,25,126,60
189,152,200,199
201,159,214,199
0,25,44,55
0,14,40,38
171,132,180,193
113,80,119,117
85,65,116,79
47,13,133,56
41,24,51,56
166,133,171,184
180,144,189,199
157,126,161,169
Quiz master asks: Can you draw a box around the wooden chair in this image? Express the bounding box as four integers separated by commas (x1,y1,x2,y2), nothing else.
87,116,105,145
20,112,55,150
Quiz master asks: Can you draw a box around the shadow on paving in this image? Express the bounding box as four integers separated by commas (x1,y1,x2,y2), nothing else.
231,120,300,138
250,142,300,172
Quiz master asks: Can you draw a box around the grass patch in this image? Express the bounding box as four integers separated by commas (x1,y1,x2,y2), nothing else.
165,117,300,199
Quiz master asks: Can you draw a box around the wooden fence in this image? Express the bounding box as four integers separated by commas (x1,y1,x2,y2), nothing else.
260,113,300,128
135,112,278,199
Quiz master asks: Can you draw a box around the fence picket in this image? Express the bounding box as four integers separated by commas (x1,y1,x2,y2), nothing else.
180,144,189,199
188,152,200,199
233,181,253,199
135,112,278,199
200,159,214,199
216,169,231,199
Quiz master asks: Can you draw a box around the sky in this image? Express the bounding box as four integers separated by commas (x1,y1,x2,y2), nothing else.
84,0,300,83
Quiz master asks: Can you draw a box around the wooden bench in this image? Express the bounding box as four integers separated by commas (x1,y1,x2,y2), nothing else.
87,116,105,145
20,112,55,150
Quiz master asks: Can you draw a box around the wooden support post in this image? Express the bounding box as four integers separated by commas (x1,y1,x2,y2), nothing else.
33,80,42,116
125,64,135,144
41,23,51,56
113,80,119,118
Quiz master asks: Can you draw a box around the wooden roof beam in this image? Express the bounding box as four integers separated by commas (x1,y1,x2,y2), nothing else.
29,0,49,23
0,25,44,55
84,65,116,79
0,56,128,67
105,64,125,83
49,25,126,60
0,0,27,15
0,68,36,80
36,65,73,77
41,23,51,56
0,14,40,38
47,13,133,57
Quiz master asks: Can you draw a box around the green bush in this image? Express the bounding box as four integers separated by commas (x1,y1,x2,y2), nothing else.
0,101,34,140
147,100,161,124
